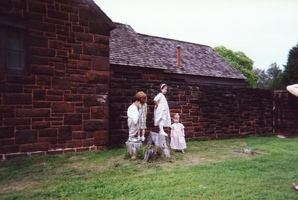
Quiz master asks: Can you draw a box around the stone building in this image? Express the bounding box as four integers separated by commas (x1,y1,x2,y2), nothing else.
0,0,115,159
1,1,296,160
108,23,275,147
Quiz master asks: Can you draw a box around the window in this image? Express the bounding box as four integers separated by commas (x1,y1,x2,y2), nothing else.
0,15,27,73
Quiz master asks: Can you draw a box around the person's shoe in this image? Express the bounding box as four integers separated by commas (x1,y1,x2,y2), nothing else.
160,131,168,136
128,137,137,142
141,136,145,141
181,149,185,154
137,136,141,141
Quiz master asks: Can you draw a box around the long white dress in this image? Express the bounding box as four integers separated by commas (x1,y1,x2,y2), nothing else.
170,123,187,150
154,93,171,127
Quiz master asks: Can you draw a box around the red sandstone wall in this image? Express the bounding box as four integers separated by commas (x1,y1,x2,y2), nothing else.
109,65,274,147
0,0,112,160
273,91,298,135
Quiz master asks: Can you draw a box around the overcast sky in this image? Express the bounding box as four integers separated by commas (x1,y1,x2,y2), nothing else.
95,0,298,70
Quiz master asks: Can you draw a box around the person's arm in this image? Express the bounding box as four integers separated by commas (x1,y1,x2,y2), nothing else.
132,106,139,125
154,100,158,108
286,84,298,97
154,93,161,108
181,128,185,137
181,123,185,137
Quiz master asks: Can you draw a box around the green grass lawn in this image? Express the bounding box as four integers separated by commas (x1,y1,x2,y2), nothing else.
1,136,298,200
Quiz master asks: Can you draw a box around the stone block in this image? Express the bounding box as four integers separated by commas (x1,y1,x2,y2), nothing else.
91,56,109,71
78,60,91,70
52,77,70,90
3,94,32,105
39,128,58,137
83,95,99,107
33,102,51,108
91,106,108,119
0,127,15,138
58,126,72,143
5,153,28,160
93,35,109,45
6,75,36,84
16,109,50,117
64,114,82,125
32,121,51,129
83,138,94,147
15,130,38,144
28,1,46,14
31,65,54,76
73,131,86,139
29,34,48,47
4,118,31,126
33,90,46,100
30,47,55,57
48,9,68,20
52,102,74,113
83,42,108,56
85,70,109,84
20,142,49,152
64,94,82,101
96,84,109,95
66,140,82,148
0,106,14,113
83,120,108,131
90,21,110,35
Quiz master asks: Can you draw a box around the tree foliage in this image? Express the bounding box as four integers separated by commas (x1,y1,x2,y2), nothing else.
274,43,298,89
255,63,282,89
214,46,258,88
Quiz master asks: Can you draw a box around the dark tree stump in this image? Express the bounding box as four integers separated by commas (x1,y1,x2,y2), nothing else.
143,132,171,162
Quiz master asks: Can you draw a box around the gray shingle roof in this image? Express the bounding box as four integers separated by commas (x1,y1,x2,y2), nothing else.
110,23,246,80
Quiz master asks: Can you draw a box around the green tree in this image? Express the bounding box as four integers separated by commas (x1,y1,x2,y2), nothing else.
281,43,298,87
255,63,282,89
255,68,270,89
214,46,258,88
271,43,298,89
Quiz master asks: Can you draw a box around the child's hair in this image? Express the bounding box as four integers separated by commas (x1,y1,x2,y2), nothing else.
136,91,147,104
132,95,141,103
174,113,180,119
159,83,167,91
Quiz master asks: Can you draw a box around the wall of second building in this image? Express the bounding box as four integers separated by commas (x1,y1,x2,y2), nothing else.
0,0,111,160
109,65,273,147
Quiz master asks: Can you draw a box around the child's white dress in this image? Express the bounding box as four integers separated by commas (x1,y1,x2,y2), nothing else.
154,92,171,127
170,123,187,150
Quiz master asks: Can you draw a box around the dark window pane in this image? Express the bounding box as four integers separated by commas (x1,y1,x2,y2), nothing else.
6,30,21,50
7,50,22,69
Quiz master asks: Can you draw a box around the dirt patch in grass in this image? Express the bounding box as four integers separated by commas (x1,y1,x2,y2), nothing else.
0,181,39,193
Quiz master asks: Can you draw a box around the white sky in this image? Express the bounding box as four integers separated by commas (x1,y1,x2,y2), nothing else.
94,0,298,70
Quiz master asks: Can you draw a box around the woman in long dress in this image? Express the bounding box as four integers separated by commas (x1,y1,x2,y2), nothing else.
153,83,171,136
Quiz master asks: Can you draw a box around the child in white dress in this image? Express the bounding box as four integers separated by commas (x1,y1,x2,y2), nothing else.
154,83,171,136
136,91,147,142
170,113,187,154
